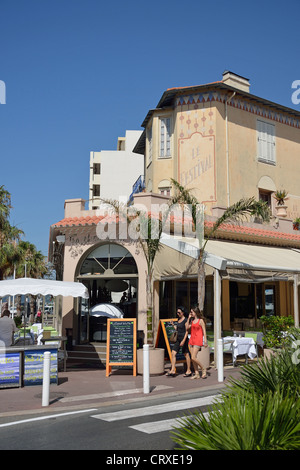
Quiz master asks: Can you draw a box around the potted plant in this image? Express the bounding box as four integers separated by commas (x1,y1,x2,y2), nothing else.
260,315,294,359
293,217,300,230
273,190,288,217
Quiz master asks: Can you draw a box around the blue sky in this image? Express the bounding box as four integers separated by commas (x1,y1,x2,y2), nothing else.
0,0,300,257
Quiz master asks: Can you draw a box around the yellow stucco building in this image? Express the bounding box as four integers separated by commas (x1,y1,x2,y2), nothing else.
49,71,300,364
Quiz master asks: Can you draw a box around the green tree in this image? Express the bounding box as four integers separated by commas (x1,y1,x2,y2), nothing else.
98,199,164,344
172,330,300,450
0,185,24,280
15,240,47,279
14,240,48,320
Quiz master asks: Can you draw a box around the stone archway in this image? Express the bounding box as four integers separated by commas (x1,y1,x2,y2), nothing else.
76,242,139,343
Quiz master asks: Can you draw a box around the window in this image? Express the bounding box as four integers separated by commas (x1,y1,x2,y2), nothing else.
147,125,152,164
93,163,101,174
80,243,138,276
257,120,275,164
160,117,171,158
259,189,272,208
159,188,170,196
93,184,100,197
159,279,214,329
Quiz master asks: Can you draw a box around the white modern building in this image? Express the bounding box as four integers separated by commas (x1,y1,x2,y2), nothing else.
89,130,144,209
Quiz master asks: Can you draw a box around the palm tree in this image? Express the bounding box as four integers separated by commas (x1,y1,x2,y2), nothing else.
169,179,270,310
15,241,47,279
98,198,164,344
136,211,163,344
0,185,11,220
14,241,48,321
0,186,24,280
172,330,300,450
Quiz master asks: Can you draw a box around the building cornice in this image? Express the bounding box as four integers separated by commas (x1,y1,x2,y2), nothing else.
51,214,300,249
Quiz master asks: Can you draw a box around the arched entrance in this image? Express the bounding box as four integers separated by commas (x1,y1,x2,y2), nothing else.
76,242,138,343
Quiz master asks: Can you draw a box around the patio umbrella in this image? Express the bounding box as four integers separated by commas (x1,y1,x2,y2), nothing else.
0,277,89,344
0,277,89,298
89,303,124,318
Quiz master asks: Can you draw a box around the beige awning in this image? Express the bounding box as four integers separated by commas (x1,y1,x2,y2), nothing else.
153,244,198,280
154,236,300,281
206,239,300,277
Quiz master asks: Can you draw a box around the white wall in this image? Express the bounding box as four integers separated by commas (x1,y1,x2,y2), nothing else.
89,130,143,206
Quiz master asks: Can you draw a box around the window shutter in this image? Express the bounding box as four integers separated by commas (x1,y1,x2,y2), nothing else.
166,118,171,156
160,117,171,157
160,119,165,157
257,120,275,163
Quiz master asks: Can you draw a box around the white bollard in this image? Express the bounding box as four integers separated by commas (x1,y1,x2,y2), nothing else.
217,339,224,383
42,351,51,407
143,344,150,394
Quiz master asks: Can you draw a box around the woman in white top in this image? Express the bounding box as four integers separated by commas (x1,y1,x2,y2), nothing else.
0,310,18,347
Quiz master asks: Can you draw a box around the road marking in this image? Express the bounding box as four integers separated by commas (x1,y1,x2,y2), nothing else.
0,409,97,429
129,412,210,434
61,385,172,403
91,395,220,422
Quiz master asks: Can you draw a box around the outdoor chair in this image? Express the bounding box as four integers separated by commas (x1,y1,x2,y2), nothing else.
207,335,235,366
245,332,259,358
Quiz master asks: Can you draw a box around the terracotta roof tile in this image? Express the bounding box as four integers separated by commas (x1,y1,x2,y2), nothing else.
52,215,300,245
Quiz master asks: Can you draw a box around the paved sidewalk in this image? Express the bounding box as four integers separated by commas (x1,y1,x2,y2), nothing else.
0,363,242,418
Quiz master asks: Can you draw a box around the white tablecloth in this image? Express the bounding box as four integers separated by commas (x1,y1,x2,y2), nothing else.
223,336,257,361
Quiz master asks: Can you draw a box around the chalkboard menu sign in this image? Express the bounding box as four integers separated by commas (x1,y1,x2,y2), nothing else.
106,318,137,376
155,319,186,363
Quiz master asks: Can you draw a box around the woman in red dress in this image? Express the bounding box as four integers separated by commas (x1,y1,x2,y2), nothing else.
187,307,208,379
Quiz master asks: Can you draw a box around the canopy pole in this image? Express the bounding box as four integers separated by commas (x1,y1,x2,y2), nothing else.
214,268,222,367
294,274,299,328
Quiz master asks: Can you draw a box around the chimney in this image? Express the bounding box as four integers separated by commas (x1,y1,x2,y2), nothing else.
222,71,250,93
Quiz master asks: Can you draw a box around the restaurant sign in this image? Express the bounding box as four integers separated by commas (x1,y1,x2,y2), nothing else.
24,349,58,386
0,351,21,388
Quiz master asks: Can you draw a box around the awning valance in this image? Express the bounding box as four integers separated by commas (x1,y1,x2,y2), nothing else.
0,278,89,298
206,239,300,276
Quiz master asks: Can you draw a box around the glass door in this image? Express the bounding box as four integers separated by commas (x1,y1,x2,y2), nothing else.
264,284,276,316
79,297,89,343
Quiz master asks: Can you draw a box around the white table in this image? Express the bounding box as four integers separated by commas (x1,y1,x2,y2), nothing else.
223,336,257,365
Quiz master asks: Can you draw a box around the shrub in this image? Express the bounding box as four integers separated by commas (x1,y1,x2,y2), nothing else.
172,389,300,450
260,315,294,349
171,328,300,450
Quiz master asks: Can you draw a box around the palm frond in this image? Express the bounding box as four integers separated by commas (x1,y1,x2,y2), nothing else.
169,178,199,208
209,197,270,238
172,389,300,450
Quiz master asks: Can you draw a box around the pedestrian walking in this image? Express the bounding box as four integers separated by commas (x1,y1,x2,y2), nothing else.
188,307,208,379
166,306,192,377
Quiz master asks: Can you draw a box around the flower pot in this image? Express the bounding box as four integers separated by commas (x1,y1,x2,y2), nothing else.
137,347,165,375
263,348,280,360
275,205,287,217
